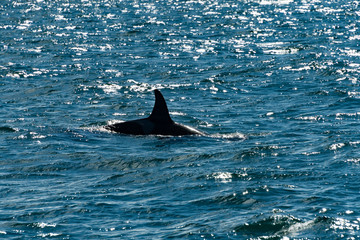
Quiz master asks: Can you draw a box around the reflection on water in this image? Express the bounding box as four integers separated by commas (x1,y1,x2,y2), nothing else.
1,0,360,239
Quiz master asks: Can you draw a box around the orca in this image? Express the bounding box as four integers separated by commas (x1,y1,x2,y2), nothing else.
105,89,205,136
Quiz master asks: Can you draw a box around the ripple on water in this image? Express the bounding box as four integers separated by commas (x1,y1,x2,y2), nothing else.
1,0,360,239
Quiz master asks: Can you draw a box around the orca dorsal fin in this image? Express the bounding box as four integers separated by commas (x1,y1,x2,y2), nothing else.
148,89,173,123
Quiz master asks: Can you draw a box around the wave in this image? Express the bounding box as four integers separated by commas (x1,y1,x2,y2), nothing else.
233,215,358,239
0,126,17,133
209,132,247,140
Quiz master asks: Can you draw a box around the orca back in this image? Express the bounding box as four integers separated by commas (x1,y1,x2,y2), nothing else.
106,89,205,136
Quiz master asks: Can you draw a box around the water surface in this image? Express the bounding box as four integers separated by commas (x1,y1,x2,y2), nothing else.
1,0,360,239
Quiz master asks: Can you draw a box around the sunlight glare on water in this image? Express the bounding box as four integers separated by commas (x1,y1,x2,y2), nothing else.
1,0,360,239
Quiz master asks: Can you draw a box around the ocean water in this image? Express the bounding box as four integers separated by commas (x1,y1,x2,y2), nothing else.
1,0,360,239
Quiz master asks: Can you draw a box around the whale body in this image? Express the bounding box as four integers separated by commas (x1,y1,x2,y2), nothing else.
105,89,205,136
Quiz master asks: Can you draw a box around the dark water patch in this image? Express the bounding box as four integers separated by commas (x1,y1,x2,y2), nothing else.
0,126,16,133
0,172,65,180
164,223,217,239
233,215,359,239
191,193,258,209
232,214,354,239
234,214,302,238
83,156,172,172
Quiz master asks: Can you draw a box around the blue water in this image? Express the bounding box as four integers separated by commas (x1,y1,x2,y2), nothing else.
1,0,360,239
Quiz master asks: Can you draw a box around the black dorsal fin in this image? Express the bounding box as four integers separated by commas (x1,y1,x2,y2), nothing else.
148,89,173,123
